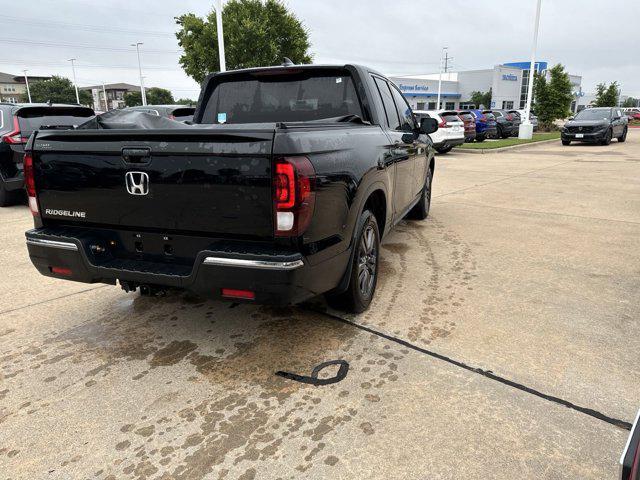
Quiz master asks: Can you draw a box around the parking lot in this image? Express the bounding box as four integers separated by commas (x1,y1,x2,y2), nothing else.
1,132,639,479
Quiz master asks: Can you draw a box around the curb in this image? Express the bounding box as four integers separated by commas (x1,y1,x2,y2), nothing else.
452,138,561,154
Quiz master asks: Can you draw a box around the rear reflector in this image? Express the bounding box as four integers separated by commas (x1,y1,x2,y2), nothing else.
221,288,255,300
50,266,73,276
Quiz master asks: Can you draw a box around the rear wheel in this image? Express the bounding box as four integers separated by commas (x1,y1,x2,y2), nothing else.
435,146,452,154
408,165,433,220
325,210,380,313
499,126,509,139
475,135,485,142
601,128,612,145
618,127,627,142
0,179,19,207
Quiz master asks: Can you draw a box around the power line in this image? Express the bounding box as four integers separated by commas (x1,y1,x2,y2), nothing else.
0,37,181,54
0,15,176,38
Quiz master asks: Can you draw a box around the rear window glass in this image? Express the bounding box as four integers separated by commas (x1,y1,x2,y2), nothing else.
201,70,363,124
484,113,496,120
458,113,474,121
17,108,94,135
171,108,195,122
441,113,461,123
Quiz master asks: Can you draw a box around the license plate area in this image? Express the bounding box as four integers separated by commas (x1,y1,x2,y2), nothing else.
575,133,584,138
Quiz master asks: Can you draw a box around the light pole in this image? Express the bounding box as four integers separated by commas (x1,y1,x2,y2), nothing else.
214,0,226,72
102,83,108,111
436,46,448,110
131,42,147,105
68,58,80,104
23,69,32,103
519,0,542,140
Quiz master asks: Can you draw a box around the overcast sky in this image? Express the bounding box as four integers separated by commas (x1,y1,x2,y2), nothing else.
1,0,639,99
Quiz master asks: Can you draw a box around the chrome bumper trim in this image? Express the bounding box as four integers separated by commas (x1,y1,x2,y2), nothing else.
26,238,79,251
203,256,304,270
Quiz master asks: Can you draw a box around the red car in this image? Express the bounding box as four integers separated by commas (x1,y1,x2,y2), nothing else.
457,110,477,142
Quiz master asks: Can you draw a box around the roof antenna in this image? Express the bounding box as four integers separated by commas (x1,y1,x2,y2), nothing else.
282,57,294,67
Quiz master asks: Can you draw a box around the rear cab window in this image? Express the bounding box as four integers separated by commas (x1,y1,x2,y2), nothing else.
17,107,94,136
200,68,364,124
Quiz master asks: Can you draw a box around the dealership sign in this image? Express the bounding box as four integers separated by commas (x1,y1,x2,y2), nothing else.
502,74,518,81
398,84,429,93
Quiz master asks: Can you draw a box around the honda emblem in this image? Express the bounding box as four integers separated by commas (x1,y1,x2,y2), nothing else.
125,171,149,196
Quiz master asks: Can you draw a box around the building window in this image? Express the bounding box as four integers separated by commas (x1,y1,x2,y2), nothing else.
520,69,530,109
445,102,455,110
427,102,437,110
416,102,425,110
502,100,514,109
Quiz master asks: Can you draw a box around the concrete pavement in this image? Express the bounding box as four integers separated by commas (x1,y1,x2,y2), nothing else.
1,132,639,479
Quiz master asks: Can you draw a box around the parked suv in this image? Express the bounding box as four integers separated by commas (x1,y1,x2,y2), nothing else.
414,110,464,153
561,107,628,145
457,110,477,142
0,103,94,206
470,109,498,141
491,110,517,138
124,105,196,122
514,109,538,131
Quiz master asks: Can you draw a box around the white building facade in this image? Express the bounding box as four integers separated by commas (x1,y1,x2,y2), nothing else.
390,61,583,113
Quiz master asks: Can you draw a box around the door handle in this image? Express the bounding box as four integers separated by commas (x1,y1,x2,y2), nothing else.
122,147,151,164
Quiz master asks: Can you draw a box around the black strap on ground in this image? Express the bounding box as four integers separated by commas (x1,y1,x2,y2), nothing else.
276,359,349,386
304,306,632,431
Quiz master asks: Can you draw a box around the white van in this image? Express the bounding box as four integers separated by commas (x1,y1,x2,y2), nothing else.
414,110,465,154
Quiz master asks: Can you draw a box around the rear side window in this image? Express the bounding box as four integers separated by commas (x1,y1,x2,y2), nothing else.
373,77,401,130
458,113,474,122
201,69,363,124
389,85,416,132
484,113,496,120
17,108,94,135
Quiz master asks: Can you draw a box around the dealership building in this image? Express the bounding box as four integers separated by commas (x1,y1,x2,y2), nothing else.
389,61,583,113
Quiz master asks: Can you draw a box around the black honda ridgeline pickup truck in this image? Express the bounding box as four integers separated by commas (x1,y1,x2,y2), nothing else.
24,64,438,312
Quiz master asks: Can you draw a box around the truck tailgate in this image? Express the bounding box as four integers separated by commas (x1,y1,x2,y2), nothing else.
32,129,275,238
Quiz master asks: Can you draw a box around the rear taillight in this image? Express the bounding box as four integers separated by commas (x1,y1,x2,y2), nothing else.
506,114,514,121
274,156,315,236
479,115,487,123
221,288,255,300
23,153,39,216
1,116,25,144
438,120,449,128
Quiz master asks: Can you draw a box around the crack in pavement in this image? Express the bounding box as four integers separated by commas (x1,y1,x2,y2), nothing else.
302,306,633,432
0,285,110,316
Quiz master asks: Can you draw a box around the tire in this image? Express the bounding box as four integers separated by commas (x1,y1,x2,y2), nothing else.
562,140,571,146
408,165,433,220
0,179,19,207
499,126,509,139
601,128,612,146
435,146,452,154
476,135,485,142
618,127,627,142
325,210,380,313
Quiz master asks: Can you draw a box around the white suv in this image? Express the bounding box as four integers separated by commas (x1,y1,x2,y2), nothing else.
414,110,465,154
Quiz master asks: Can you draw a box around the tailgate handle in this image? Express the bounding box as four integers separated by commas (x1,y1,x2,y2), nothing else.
122,147,151,164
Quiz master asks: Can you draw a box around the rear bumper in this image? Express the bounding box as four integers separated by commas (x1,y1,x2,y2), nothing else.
433,137,465,149
25,228,349,305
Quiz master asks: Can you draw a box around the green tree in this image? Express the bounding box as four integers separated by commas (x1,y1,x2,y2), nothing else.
533,64,573,129
147,87,174,104
621,97,638,108
176,98,196,105
23,76,92,105
176,0,312,83
594,81,620,107
124,91,143,107
469,89,492,109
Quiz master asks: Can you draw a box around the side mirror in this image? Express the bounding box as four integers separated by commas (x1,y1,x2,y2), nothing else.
419,117,438,134
568,117,575,121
